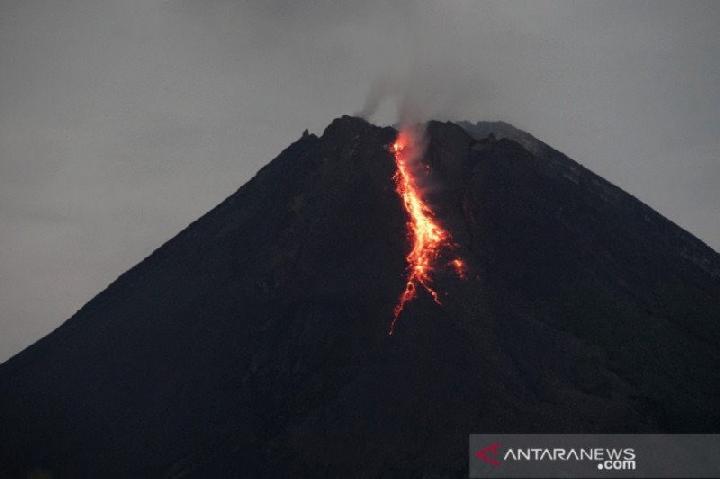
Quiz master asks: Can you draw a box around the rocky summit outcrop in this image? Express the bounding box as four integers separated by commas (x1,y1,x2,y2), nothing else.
1,116,718,478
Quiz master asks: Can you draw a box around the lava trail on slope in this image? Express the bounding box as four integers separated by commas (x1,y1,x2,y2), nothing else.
389,126,466,335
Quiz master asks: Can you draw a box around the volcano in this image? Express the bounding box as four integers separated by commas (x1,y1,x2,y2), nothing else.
1,116,719,478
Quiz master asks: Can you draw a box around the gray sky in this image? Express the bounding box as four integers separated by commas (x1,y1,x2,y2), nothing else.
1,0,719,362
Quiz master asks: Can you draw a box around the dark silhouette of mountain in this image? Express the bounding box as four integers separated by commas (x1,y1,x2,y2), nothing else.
1,116,719,478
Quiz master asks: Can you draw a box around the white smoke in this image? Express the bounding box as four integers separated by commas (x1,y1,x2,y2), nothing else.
355,58,489,127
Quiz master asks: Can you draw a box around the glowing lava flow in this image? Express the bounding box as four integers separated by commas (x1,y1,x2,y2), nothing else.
389,128,465,335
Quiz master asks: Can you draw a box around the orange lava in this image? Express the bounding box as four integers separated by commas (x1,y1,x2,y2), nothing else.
389,128,465,335
450,258,467,279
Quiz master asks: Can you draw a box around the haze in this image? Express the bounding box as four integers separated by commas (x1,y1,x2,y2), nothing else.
1,0,718,362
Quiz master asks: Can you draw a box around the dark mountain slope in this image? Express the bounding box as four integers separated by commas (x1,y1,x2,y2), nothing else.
459,119,720,279
1,116,719,478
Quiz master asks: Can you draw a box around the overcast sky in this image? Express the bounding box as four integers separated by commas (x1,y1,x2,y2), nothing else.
1,0,718,362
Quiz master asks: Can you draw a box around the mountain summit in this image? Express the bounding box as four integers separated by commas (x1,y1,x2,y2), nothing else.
1,116,719,477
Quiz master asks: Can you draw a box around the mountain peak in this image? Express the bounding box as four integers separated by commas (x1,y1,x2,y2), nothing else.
1,116,719,477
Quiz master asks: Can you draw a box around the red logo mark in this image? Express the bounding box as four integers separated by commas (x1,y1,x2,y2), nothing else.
475,442,502,467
